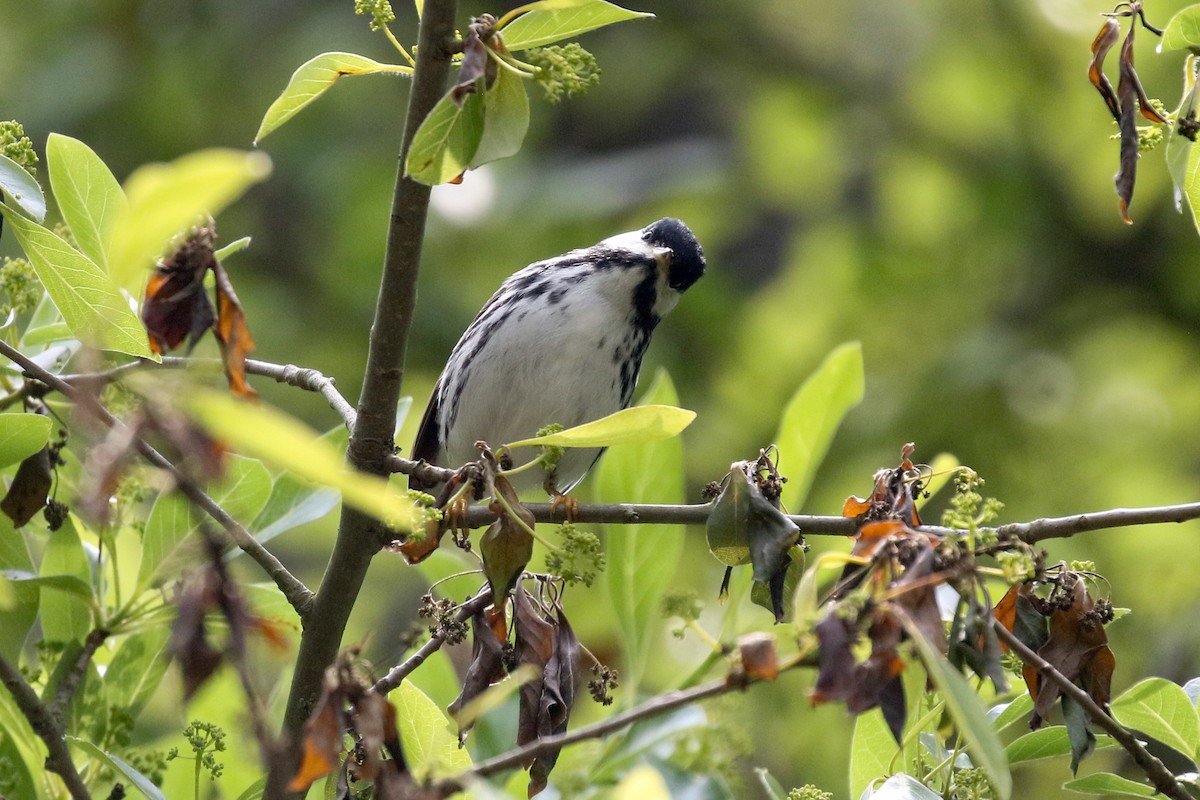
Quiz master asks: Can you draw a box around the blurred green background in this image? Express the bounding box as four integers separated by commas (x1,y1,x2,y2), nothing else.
5,0,1200,796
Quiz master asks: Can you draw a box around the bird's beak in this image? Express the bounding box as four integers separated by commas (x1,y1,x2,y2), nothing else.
652,245,673,270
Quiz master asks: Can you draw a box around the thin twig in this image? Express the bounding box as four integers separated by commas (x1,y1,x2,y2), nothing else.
371,588,492,696
0,340,315,617
0,651,91,800
51,627,110,719
993,622,1191,800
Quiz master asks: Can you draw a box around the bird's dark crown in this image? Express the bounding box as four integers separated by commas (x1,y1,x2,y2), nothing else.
643,218,705,292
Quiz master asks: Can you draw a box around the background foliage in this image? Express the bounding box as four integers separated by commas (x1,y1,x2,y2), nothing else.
5,0,1200,796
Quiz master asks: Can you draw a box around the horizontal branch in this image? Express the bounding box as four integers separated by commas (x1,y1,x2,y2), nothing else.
993,622,1190,800
0,341,315,618
0,651,90,800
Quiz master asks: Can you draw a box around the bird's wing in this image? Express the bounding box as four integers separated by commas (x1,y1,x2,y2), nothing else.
408,388,443,491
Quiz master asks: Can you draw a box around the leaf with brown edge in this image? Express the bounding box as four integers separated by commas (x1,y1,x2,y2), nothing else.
528,605,581,797
392,518,448,565
1089,17,1122,122
1113,20,1168,224
212,260,258,400
842,494,871,517
736,632,779,682
889,545,946,655
288,668,347,791
849,519,908,559
809,610,857,705
514,585,555,753
0,445,52,527
448,608,508,739
141,227,217,355
843,445,924,527
847,608,907,744
481,475,535,603
1034,577,1115,724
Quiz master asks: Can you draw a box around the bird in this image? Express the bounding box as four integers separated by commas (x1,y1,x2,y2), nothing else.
409,217,705,498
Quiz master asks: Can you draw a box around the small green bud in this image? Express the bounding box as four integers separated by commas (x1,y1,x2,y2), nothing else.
788,787,834,800
0,257,41,316
354,0,395,31
526,43,601,103
0,121,37,175
544,521,605,586
661,589,703,622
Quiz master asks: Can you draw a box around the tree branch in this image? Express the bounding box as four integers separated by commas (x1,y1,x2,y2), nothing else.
993,621,1191,800
371,588,493,696
269,1,459,796
50,627,109,720
0,651,91,800
0,340,315,617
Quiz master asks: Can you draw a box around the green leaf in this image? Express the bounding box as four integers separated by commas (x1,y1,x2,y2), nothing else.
68,737,169,800
1,571,95,601
46,133,126,267
470,66,531,168
137,454,272,591
19,322,72,347
1005,725,1116,764
0,151,45,222
597,369,685,697
1167,56,1198,218
990,693,1034,731
0,515,38,662
405,89,486,185
0,684,58,799
850,708,902,800
1063,773,1157,797
902,613,1011,800
255,52,414,143
39,516,93,644
1161,7,1200,52
393,680,473,783
107,148,272,295
0,413,52,470
501,0,653,51
183,388,415,528
0,714,38,800
214,235,252,261
775,341,864,511
705,463,798,572
864,773,942,800
104,626,172,720
1111,677,1200,760
248,426,346,547
0,204,154,358
506,403,696,449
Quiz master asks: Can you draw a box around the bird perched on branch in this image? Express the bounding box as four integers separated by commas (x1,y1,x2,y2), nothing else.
410,217,705,497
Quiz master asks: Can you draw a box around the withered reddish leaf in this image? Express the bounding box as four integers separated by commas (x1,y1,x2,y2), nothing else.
141,231,217,355
0,445,52,526
485,603,508,644
993,585,1019,646
850,520,907,558
1033,578,1114,723
212,261,258,400
353,692,392,780
842,495,871,517
394,519,449,565
448,608,508,737
891,546,946,654
1113,21,1167,224
247,613,293,652
528,606,581,797
451,23,489,105
1089,18,1122,122
169,565,225,700
288,677,346,791
737,632,779,681
481,476,535,603
847,608,907,741
810,611,857,705
514,587,555,751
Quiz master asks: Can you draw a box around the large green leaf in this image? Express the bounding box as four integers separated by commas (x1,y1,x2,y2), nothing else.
850,708,901,800
0,151,45,222
68,737,168,800
46,133,126,267
501,0,653,51
183,388,415,528
0,413,52,470
255,52,414,143
136,454,272,591
902,613,1011,800
0,515,38,662
1005,726,1117,764
405,89,485,185
107,149,272,295
470,66,530,168
597,369,686,697
247,425,346,547
104,626,172,720
507,403,695,449
0,683,58,799
39,516,93,644
1161,7,1200,52
775,341,864,511
1111,677,1200,760
0,713,38,800
393,680,472,782
0,204,153,358
1062,773,1157,797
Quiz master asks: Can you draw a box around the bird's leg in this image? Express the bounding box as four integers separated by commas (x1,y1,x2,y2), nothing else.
545,472,579,522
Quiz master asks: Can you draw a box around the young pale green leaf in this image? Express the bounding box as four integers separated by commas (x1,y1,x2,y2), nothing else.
0,413,52,470
0,205,154,358
0,151,45,222
0,716,37,800
183,388,415,529
863,773,943,800
0,688,56,800
246,426,347,548
255,52,415,143
775,341,864,511
46,133,126,267
501,0,653,51
1111,677,1200,760
214,235,252,261
506,403,695,449
1062,773,1157,797
902,612,1011,800
1161,7,1200,52
107,149,272,295
597,370,685,698
1005,726,1117,764
39,516,94,644
19,322,72,348
0,517,37,663
850,708,902,800
405,90,486,185
393,680,473,783
68,737,169,800
136,454,272,591
104,627,172,720
990,693,1034,731
469,66,530,168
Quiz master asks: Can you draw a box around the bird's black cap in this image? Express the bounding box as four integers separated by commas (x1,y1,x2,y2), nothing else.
644,218,705,292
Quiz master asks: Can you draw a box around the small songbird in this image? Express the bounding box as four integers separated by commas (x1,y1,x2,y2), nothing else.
410,218,705,496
